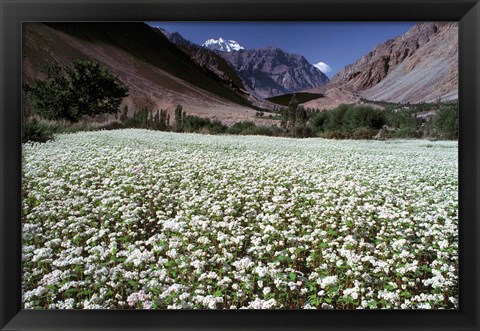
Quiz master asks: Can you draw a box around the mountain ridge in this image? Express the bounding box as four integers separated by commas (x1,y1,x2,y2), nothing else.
162,28,329,104
159,29,277,110
330,22,458,103
217,46,330,98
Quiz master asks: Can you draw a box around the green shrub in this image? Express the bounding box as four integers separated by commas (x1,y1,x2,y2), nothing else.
226,121,256,135
98,121,125,131
324,104,349,132
434,104,458,139
247,125,275,136
395,126,420,138
308,111,328,133
123,107,149,128
208,120,228,134
60,120,98,133
375,127,396,139
183,115,213,132
352,127,376,140
344,106,385,133
385,109,420,129
323,130,347,139
309,104,385,137
22,118,55,143
293,125,313,138
24,60,128,122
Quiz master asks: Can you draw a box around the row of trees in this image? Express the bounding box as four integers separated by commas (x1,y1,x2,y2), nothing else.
119,106,170,131
307,104,386,139
124,104,227,134
128,99,458,140
123,105,283,136
277,94,458,140
278,94,385,139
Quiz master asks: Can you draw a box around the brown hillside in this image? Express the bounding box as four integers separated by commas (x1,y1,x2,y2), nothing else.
329,22,458,104
22,22,261,123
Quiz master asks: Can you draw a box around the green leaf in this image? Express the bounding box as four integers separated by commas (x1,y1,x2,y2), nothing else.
385,284,395,291
368,300,378,308
277,255,287,262
400,291,411,297
288,272,296,280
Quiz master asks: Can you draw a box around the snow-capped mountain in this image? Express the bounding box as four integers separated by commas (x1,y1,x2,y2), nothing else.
202,37,244,52
220,47,330,98
164,31,329,98
313,62,332,75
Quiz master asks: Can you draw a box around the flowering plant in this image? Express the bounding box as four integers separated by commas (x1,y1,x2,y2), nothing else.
22,130,458,309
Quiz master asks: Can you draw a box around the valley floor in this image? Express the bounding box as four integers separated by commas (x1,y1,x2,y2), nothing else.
22,130,458,309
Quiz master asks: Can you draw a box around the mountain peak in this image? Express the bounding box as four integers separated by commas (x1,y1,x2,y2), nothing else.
202,37,244,52
219,46,330,98
313,62,333,75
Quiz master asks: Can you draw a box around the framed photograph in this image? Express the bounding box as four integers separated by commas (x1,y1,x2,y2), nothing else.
1,0,479,330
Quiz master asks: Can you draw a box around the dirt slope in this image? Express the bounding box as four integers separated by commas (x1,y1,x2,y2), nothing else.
23,22,260,123
330,22,458,103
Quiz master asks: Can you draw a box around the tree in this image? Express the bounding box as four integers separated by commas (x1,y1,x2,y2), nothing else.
308,111,328,134
24,64,71,120
434,104,458,139
120,105,129,122
325,104,349,132
295,105,308,137
159,109,168,131
174,104,184,131
24,60,128,122
287,94,299,131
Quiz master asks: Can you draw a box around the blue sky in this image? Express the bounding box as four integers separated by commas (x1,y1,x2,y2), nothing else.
146,21,416,78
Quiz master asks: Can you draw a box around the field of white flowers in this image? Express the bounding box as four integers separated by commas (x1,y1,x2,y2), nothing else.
22,129,458,309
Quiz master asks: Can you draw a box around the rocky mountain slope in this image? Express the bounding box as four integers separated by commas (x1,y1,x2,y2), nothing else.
330,22,458,103
159,29,275,110
208,46,330,98
22,22,262,124
159,30,247,95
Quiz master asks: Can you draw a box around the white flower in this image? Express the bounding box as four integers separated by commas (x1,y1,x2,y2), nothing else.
247,298,276,309
317,276,338,288
21,130,458,309
343,288,359,300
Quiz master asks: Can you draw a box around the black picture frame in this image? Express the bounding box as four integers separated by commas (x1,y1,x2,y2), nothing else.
1,0,479,330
